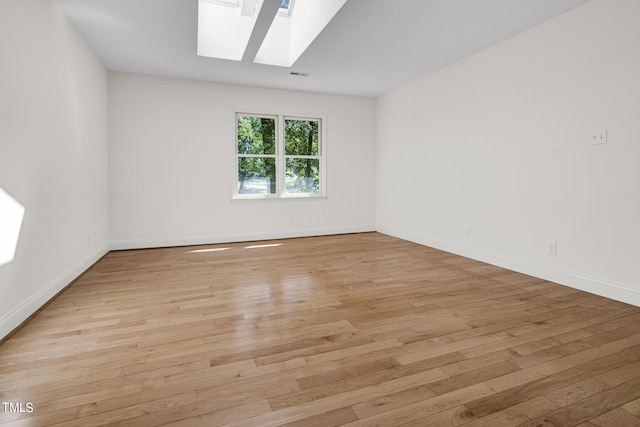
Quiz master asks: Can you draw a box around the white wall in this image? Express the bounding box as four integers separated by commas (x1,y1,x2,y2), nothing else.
109,73,376,248
377,0,640,305
0,0,110,337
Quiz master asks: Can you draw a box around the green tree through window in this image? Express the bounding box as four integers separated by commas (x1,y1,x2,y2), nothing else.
285,119,320,193
237,115,276,194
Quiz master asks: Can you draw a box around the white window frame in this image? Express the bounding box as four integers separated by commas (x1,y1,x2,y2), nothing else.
233,112,326,200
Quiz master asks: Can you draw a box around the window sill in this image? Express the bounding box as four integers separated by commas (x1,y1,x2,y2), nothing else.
231,193,327,201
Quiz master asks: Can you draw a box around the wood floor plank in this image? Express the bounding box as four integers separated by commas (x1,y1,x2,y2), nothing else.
160,400,272,427
474,333,640,399
462,396,559,427
277,406,359,427
400,405,477,426
623,397,640,417
465,343,640,418
347,383,495,426
589,407,640,427
268,352,464,411
2,232,640,426
519,376,640,427
233,368,451,427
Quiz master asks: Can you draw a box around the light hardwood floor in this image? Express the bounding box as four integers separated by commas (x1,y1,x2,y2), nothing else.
2,232,640,426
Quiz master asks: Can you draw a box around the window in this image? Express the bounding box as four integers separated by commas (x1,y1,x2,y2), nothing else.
284,118,320,194
236,114,277,195
235,113,324,198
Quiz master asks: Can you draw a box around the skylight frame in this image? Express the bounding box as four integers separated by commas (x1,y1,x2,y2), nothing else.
278,0,294,16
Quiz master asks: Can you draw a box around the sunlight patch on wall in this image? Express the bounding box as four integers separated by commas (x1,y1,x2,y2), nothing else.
0,187,25,267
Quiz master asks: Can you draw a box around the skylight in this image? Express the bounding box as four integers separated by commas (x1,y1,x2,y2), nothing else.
197,0,263,61
197,0,348,66
255,0,347,67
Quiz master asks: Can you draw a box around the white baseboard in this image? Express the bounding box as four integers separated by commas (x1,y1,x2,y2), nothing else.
377,226,640,308
0,244,110,339
110,225,377,250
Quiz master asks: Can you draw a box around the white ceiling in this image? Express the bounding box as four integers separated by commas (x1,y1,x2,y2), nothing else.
53,0,591,97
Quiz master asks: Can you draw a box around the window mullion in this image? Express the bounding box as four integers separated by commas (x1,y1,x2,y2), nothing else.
277,115,285,196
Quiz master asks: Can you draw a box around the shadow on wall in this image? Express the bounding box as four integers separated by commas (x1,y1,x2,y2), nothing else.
0,187,25,267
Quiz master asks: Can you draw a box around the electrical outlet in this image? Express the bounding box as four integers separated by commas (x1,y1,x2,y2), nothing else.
591,129,608,145
547,240,557,255
465,227,472,238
